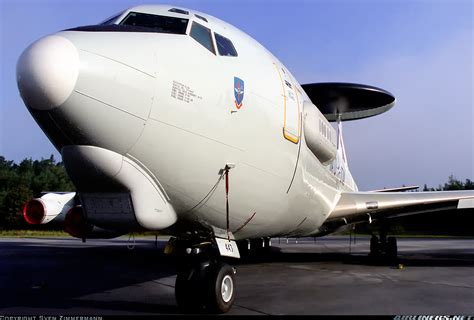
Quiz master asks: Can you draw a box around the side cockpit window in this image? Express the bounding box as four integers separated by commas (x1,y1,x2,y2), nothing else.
100,12,123,25
190,22,215,54
168,8,189,15
214,33,238,57
195,14,208,23
120,12,188,34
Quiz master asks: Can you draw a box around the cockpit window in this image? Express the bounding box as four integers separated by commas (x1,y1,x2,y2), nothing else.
100,12,123,25
195,14,208,23
168,8,189,15
119,12,188,34
214,33,238,57
190,22,215,54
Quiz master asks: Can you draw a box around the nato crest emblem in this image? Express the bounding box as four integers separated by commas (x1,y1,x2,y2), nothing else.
234,77,245,109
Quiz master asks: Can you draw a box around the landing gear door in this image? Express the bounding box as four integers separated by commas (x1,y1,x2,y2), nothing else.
273,63,301,144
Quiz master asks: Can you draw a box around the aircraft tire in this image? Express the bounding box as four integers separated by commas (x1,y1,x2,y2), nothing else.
175,262,206,313
369,235,380,257
386,237,398,261
205,262,236,314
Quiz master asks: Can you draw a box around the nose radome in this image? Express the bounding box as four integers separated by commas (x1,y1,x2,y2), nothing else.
17,35,79,110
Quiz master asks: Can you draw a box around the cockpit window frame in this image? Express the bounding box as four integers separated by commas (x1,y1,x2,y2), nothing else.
118,11,189,35
100,11,124,25
214,32,238,57
195,14,208,23
168,8,189,15
190,21,216,55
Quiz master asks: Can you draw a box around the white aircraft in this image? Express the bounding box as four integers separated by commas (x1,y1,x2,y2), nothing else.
17,4,474,313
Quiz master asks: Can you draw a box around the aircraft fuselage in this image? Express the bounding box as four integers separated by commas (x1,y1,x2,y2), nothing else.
17,5,355,239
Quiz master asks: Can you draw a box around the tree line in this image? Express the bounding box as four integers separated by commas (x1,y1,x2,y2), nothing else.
0,155,472,233
423,175,474,191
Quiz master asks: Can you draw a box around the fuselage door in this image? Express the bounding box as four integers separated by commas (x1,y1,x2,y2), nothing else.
273,63,300,143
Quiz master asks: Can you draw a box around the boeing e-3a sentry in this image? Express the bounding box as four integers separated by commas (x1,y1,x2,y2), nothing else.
17,4,474,313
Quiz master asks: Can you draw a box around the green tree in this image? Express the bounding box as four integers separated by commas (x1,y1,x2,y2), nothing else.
443,174,464,190
1,185,33,229
463,179,474,190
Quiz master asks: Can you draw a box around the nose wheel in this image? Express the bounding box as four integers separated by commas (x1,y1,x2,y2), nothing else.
175,259,236,313
208,263,236,312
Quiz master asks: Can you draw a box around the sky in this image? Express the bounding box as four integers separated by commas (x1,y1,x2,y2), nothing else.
0,0,472,191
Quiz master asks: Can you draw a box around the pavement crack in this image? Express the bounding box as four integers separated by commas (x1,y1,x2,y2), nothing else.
233,304,271,315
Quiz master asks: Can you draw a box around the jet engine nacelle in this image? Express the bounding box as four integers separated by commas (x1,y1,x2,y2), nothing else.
303,103,337,165
23,192,76,225
23,192,123,239
64,205,124,239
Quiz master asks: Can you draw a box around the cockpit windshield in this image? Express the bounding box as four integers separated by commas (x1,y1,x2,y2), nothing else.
100,12,123,25
119,12,188,34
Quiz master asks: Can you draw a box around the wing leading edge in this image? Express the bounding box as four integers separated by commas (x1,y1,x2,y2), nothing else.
322,190,474,231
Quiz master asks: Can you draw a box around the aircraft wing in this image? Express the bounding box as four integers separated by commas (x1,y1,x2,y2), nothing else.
324,190,474,228
369,186,419,193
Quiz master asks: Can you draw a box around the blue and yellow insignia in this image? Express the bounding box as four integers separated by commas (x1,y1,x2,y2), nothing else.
234,77,245,109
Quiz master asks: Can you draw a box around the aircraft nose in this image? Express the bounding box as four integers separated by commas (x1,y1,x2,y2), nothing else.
17,35,79,110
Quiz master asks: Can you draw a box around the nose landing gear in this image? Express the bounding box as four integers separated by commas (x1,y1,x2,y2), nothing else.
167,237,239,314
175,257,236,314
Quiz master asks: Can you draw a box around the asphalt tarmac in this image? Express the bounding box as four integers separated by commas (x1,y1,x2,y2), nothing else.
0,236,473,316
